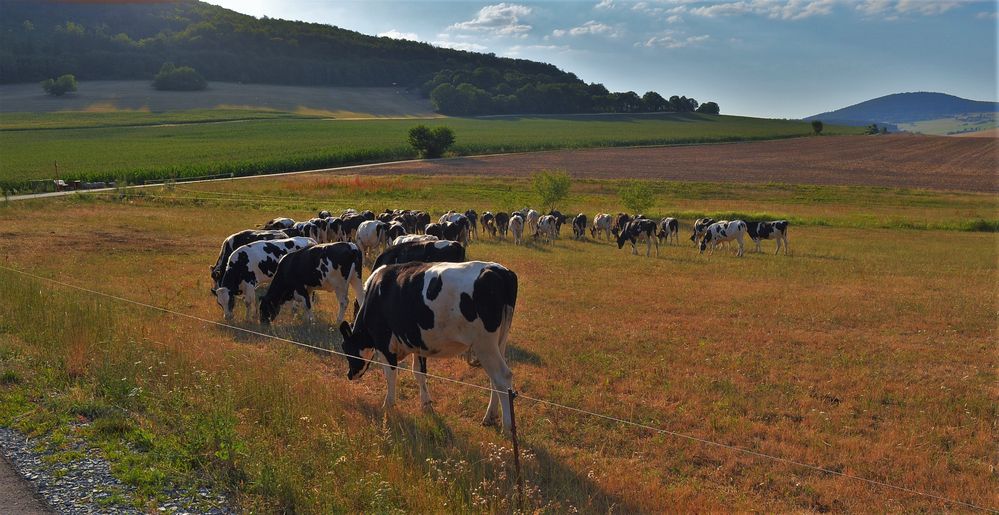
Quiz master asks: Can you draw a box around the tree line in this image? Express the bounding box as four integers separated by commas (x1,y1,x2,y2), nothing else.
0,0,720,115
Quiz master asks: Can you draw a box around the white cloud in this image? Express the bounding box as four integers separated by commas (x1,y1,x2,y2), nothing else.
976,10,998,19
552,20,619,37
667,14,684,23
377,29,419,41
433,40,489,52
448,3,533,36
641,33,710,48
689,0,837,20
856,0,963,17
595,0,615,8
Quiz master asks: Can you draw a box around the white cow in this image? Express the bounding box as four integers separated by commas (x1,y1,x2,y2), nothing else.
591,213,613,241
534,214,558,244
508,214,525,245
524,209,540,234
215,237,316,321
699,220,747,257
355,220,388,264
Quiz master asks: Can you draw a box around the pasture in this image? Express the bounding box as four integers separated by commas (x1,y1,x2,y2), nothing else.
0,172,994,512
0,110,863,189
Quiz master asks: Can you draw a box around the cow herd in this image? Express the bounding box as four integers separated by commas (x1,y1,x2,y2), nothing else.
208,207,789,432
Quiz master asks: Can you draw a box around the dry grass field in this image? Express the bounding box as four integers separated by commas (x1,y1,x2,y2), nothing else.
0,170,995,512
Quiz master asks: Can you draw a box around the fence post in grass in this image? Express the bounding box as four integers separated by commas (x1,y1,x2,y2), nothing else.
508,388,524,512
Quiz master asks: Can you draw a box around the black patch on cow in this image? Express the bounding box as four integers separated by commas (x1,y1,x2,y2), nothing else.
259,243,360,324
373,240,465,270
212,229,287,287
427,275,444,300
470,265,518,332
459,292,477,322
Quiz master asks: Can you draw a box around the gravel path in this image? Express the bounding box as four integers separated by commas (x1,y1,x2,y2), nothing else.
0,427,232,514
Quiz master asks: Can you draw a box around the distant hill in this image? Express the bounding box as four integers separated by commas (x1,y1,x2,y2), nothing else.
805,92,998,129
0,0,717,116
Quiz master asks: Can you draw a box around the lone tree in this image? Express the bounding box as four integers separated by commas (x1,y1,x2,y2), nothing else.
811,120,824,135
408,125,455,158
531,169,571,211
152,62,207,91
696,101,720,115
619,180,655,214
40,74,77,96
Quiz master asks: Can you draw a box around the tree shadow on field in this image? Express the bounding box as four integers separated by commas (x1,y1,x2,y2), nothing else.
359,388,639,512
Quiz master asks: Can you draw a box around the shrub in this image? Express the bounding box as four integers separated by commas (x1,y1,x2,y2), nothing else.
811,120,823,135
152,62,207,91
408,125,455,158
40,74,78,96
531,169,571,211
619,180,655,214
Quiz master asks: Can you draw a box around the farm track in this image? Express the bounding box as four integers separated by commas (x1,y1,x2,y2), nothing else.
367,134,997,192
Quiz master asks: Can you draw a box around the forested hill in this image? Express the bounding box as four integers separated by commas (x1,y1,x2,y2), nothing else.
0,0,719,116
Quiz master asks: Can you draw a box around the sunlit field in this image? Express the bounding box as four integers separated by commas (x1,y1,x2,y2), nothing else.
0,175,994,512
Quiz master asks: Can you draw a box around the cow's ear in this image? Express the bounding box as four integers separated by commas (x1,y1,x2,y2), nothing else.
339,321,352,340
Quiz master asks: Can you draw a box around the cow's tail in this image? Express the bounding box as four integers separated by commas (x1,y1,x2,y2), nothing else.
351,245,365,316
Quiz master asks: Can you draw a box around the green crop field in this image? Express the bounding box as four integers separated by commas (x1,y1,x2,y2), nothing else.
0,174,994,512
0,110,862,190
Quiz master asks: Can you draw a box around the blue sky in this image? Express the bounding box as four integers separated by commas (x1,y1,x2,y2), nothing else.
205,0,998,118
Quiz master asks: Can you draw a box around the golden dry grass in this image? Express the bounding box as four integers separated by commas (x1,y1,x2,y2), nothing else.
0,177,995,512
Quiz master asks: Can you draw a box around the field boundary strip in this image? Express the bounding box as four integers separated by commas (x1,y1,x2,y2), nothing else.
0,262,992,513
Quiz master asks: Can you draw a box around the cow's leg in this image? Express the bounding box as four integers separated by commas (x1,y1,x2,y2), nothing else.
301,288,315,323
476,346,514,431
244,285,256,322
412,355,433,411
381,361,398,410
736,235,745,257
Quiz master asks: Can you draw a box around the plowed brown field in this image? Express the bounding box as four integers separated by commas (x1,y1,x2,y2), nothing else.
367,134,997,192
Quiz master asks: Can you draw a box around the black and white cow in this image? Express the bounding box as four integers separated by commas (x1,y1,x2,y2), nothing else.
392,234,439,246
355,220,388,263
210,229,288,292
318,210,332,219
495,212,510,239
215,237,316,321
700,220,747,256
372,239,466,270
524,209,540,234
385,221,408,244
534,214,558,244
572,213,587,240
465,210,479,240
657,217,679,245
262,217,295,230
414,211,431,234
614,219,659,257
508,213,525,245
548,210,567,236
259,242,365,326
590,213,613,241
614,213,632,232
690,217,716,244
340,214,367,242
481,212,497,238
746,220,790,254
338,261,518,431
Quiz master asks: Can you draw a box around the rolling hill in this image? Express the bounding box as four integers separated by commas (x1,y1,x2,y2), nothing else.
805,92,998,133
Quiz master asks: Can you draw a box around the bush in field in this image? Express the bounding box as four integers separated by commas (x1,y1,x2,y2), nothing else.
531,169,571,211
153,62,207,91
619,180,654,214
811,120,824,135
41,74,77,96
408,125,455,158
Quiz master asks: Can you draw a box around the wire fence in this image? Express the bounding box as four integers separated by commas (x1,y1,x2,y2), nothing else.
0,262,991,513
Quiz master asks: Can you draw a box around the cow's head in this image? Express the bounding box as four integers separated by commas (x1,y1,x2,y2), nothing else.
259,298,279,325
616,228,630,249
215,287,235,320
339,321,375,380
699,231,713,253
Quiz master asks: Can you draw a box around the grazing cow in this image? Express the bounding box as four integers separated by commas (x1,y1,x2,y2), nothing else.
614,219,659,257
465,210,479,240
355,220,388,262
746,220,790,254
657,217,679,245
508,214,525,245
372,239,466,270
548,210,567,236
524,209,540,234
284,221,316,239
700,220,748,256
613,213,632,232
359,210,375,221
340,214,367,241
259,243,365,326
392,234,439,246
690,218,717,244
534,215,558,244
318,210,331,219
215,237,316,321
572,213,587,240
481,212,497,238
385,221,408,244
324,217,345,242
338,261,518,431
590,213,613,241
262,217,295,230
425,220,468,244
211,229,288,292
495,212,510,239
424,223,445,240
377,210,396,223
